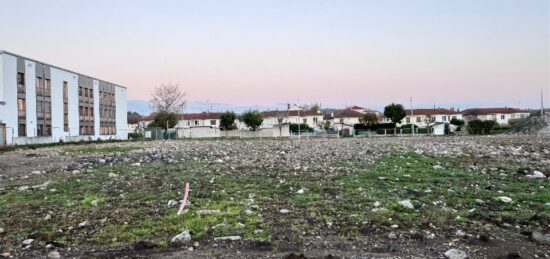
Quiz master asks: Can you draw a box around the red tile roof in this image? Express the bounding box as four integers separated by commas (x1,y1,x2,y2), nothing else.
462,108,527,116
262,110,323,117
181,112,220,120
406,108,459,116
332,109,364,118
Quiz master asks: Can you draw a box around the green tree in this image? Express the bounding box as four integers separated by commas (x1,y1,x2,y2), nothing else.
149,111,179,131
127,111,142,124
219,111,237,130
242,110,263,131
360,113,379,125
289,123,313,133
450,118,465,126
384,103,406,134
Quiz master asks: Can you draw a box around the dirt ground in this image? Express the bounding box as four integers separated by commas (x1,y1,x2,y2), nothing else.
0,135,549,258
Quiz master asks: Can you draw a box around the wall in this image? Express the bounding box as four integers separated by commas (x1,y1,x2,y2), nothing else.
24,60,37,137
176,125,290,139
50,67,79,142
0,53,18,144
115,86,128,140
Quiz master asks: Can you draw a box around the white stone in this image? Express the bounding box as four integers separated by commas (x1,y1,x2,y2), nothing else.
373,201,381,208
497,196,513,203
22,239,34,245
171,230,192,244
433,165,444,170
44,214,52,220
47,251,61,259
527,171,546,179
398,200,414,209
280,209,291,214
296,189,304,194
78,220,90,228
108,173,118,178
444,249,468,259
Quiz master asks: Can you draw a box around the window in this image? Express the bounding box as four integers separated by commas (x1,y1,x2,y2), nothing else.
37,124,44,136
18,124,26,137
17,72,25,85
37,101,43,112
186,121,190,126
79,87,83,96
303,118,307,124
406,117,411,123
44,79,51,97
63,82,68,99
210,120,217,125
416,117,421,123
194,120,199,126
17,99,26,112
452,116,456,120
442,116,447,121
501,115,505,120
339,118,344,124
313,117,318,123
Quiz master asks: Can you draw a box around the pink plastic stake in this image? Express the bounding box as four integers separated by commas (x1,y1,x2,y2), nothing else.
177,182,190,215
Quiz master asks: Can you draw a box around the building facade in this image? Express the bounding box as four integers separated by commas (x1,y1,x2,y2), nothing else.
397,108,463,127
462,108,529,125
0,51,127,146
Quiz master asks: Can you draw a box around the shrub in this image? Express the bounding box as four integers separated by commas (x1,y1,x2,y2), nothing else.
450,118,465,126
467,120,497,135
289,123,313,133
128,133,144,140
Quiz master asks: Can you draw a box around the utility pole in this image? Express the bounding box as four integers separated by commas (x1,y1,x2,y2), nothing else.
410,97,415,136
542,90,545,115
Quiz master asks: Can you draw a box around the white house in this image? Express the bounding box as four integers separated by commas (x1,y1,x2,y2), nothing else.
0,50,127,146
177,112,221,128
260,110,324,130
324,109,366,134
390,108,462,127
462,108,529,125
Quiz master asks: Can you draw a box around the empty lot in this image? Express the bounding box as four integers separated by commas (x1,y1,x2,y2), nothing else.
0,135,549,258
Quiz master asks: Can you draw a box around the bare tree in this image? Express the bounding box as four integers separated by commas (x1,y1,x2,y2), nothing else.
150,83,187,113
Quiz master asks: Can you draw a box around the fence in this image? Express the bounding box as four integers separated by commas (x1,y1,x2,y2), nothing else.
174,125,291,139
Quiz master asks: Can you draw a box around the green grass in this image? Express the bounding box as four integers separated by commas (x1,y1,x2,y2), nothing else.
64,146,140,154
0,150,548,251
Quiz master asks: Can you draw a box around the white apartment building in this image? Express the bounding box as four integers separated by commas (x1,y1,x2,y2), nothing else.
0,51,127,146
462,108,529,125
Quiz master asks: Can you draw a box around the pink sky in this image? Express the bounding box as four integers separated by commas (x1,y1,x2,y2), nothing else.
1,0,548,108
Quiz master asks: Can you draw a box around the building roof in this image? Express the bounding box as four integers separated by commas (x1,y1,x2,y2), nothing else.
181,112,220,120
406,108,459,116
462,107,527,116
349,105,365,110
0,50,126,89
262,110,322,118
330,109,364,119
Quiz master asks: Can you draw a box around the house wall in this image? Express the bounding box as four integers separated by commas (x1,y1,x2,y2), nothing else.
178,118,220,128
397,114,462,127
464,113,529,125
50,67,79,142
0,53,18,144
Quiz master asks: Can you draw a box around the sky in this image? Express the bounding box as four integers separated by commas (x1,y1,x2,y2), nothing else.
0,0,548,113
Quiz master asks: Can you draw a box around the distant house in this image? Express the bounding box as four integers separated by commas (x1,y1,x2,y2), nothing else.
324,109,364,134
261,110,324,130
387,108,462,127
177,112,221,128
462,108,529,125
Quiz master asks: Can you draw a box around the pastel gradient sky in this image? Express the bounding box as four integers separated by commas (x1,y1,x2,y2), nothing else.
0,0,548,109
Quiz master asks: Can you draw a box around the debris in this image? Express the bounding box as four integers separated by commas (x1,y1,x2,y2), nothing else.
177,182,190,215
78,220,90,228
214,236,242,241
280,209,291,214
47,251,61,259
531,231,550,244
22,239,34,245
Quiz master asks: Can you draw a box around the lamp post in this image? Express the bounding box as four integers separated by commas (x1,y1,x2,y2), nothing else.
410,97,415,136
297,99,301,140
